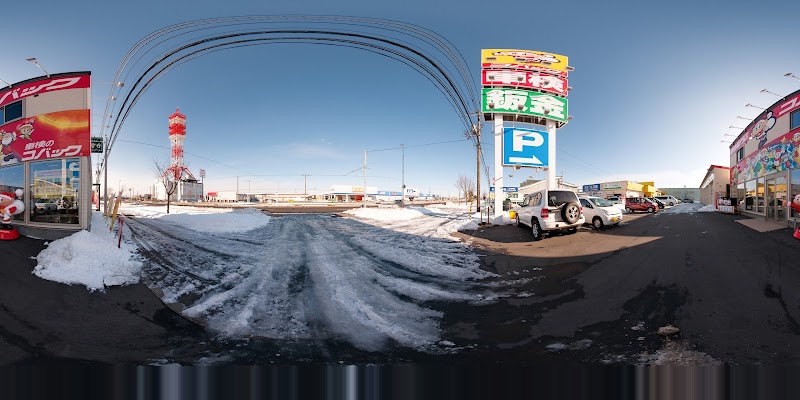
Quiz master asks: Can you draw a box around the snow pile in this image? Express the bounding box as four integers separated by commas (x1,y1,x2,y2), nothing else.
344,207,428,221
120,204,271,233
33,211,142,292
32,204,274,292
697,204,717,212
660,203,705,214
344,206,482,239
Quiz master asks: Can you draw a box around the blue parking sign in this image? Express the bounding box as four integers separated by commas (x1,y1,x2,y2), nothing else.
503,127,548,167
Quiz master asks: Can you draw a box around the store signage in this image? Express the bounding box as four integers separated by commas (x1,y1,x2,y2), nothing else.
0,110,90,165
482,70,568,96
731,130,800,183
603,182,623,190
490,187,520,193
91,137,103,153
0,74,91,108
503,127,548,167
583,184,601,192
482,88,568,122
481,49,569,77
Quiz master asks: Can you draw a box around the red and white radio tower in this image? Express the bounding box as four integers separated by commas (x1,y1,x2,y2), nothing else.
165,108,196,182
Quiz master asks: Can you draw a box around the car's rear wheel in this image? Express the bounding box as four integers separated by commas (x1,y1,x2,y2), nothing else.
531,219,543,241
625,207,633,214
592,217,604,229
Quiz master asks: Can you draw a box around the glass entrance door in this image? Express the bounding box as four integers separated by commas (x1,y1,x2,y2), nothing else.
767,176,787,221
774,176,786,221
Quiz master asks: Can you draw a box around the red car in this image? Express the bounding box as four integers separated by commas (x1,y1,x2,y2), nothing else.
624,197,657,213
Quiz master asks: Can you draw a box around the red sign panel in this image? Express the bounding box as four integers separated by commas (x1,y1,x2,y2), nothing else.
1,110,90,165
482,69,568,96
481,62,568,78
0,74,90,108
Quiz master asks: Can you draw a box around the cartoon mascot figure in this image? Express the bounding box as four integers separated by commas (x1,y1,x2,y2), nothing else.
791,193,800,215
1,131,19,165
0,189,24,225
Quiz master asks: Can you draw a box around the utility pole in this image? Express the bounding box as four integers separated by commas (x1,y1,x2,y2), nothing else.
401,144,405,208
236,176,239,201
474,123,481,223
363,150,367,208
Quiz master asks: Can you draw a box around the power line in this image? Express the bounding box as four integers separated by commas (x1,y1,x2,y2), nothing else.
117,139,253,176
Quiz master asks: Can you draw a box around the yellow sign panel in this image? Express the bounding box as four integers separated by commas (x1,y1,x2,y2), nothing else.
482,49,569,75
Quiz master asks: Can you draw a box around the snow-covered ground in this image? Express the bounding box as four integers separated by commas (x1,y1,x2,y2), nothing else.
33,203,523,354
657,202,715,214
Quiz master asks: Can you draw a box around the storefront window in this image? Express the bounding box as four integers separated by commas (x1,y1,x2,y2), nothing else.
29,158,80,225
757,177,765,214
791,169,800,219
745,180,756,211
0,164,24,222
736,183,744,207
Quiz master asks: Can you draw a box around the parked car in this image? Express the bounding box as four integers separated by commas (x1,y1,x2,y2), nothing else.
654,195,680,206
579,196,623,229
682,198,693,203
34,198,57,214
648,197,666,210
56,197,73,212
516,189,585,240
625,197,657,213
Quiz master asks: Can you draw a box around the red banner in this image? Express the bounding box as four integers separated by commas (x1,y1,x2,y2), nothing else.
482,69,568,96
1,110,90,165
0,74,90,108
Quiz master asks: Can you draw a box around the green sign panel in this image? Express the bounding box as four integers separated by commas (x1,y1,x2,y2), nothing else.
481,88,568,123
91,137,103,153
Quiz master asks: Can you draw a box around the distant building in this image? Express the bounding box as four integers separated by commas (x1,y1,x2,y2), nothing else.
699,165,731,207
659,187,701,202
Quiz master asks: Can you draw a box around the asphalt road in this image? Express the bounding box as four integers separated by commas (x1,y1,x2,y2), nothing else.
2,206,799,367
0,236,207,365
452,208,800,365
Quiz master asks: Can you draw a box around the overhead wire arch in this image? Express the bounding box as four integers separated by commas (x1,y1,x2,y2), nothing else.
98,16,483,203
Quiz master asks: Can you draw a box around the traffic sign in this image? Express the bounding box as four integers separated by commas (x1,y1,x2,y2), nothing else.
91,137,103,153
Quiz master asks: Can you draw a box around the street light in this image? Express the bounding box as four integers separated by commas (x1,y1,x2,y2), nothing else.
735,116,752,120
745,103,765,110
760,88,783,98
729,125,744,130
25,57,50,78
0,78,11,88
784,72,800,82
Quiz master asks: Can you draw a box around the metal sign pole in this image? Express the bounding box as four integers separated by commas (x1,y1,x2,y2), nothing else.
494,115,505,219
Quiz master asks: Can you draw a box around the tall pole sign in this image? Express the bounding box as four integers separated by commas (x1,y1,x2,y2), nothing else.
480,49,572,218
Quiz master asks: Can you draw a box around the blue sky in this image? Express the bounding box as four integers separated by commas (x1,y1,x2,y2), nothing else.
4,0,800,197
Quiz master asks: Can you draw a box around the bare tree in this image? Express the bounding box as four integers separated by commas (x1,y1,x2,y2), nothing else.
153,159,177,214
455,174,475,204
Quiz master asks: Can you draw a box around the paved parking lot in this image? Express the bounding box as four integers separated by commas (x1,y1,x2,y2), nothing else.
453,207,800,365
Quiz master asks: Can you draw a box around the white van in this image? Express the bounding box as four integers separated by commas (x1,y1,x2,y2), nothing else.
654,195,680,206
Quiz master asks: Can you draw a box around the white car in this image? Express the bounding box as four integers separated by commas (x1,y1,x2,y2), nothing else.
579,196,623,229
516,189,585,240
654,195,680,206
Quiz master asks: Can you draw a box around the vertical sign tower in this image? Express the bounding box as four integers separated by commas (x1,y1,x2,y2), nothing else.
165,108,196,182
480,49,573,218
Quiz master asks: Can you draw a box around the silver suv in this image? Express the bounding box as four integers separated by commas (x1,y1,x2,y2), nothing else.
516,189,585,240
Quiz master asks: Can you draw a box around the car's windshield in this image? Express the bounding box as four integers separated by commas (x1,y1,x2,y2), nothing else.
590,198,612,207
